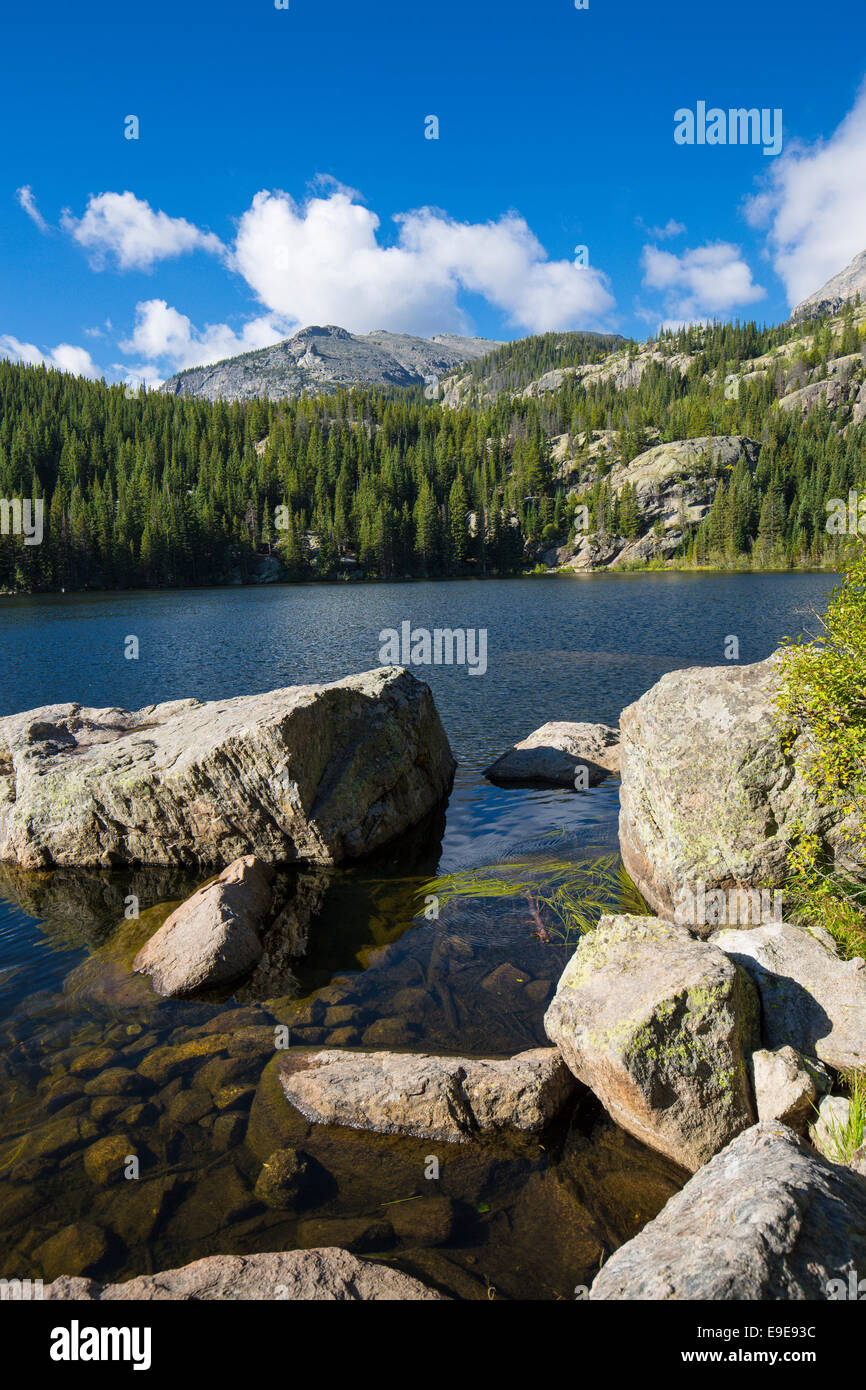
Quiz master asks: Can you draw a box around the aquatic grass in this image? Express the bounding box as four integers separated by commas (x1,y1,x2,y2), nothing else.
424,853,649,946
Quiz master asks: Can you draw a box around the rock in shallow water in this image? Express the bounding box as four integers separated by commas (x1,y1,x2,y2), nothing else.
44,1248,446,1300
278,1047,577,1142
544,914,758,1172
484,720,619,786
133,856,273,997
589,1122,866,1300
0,667,455,869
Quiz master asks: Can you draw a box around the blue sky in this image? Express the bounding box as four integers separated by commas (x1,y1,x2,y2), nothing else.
3,0,866,384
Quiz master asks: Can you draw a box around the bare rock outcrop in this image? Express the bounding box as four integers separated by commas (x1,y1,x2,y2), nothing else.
45,1248,445,1300
713,920,866,1072
590,1123,866,1300
0,667,455,869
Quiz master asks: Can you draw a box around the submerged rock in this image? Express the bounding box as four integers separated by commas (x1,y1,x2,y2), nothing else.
34,1222,109,1282
712,920,866,1071
133,856,274,997
617,656,859,922
544,914,758,1171
0,667,455,869
485,721,620,786
278,1046,577,1142
589,1122,866,1300
44,1248,446,1300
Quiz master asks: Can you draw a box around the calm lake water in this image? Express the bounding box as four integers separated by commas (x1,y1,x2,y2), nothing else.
0,572,835,1298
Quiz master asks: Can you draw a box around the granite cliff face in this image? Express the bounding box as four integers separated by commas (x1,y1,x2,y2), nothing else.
791,246,866,322
161,324,500,402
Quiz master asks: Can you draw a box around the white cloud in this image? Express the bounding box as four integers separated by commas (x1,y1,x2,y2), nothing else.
641,241,766,321
647,218,687,240
0,334,101,378
16,185,49,233
745,81,866,306
119,298,288,373
232,188,615,335
61,191,224,271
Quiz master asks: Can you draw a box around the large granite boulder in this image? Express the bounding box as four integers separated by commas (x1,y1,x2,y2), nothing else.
618,655,856,923
590,1122,866,1299
712,920,866,1071
484,721,620,786
544,914,758,1171
0,667,455,869
278,1047,577,1142
44,1248,445,1300
133,856,273,996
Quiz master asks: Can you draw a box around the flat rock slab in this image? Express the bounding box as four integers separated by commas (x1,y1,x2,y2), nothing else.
618,656,856,922
278,1047,578,1142
44,1248,445,1300
544,914,758,1171
712,920,866,1071
590,1122,866,1299
0,666,455,868
134,855,273,996
485,721,619,786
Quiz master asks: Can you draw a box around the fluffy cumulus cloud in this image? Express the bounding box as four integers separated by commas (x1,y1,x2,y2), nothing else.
640,241,766,323
119,298,288,380
745,81,866,306
61,191,224,271
0,334,101,378
232,188,615,335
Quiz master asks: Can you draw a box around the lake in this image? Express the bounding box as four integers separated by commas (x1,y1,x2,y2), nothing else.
0,571,835,1298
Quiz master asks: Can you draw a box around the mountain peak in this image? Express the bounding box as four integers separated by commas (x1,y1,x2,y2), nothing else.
790,248,866,321
160,325,503,403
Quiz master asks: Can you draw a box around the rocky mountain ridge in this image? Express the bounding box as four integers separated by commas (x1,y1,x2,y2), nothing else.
161,325,501,402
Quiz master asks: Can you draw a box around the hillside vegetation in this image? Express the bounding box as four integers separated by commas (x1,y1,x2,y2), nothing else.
1,304,864,592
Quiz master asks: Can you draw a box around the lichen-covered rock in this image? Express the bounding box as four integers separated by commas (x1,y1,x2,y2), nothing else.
712,920,866,1071
589,1122,866,1300
544,914,759,1171
44,1248,446,1300
0,667,455,869
751,1046,830,1132
618,656,859,921
278,1046,577,1142
484,721,619,786
134,856,273,996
